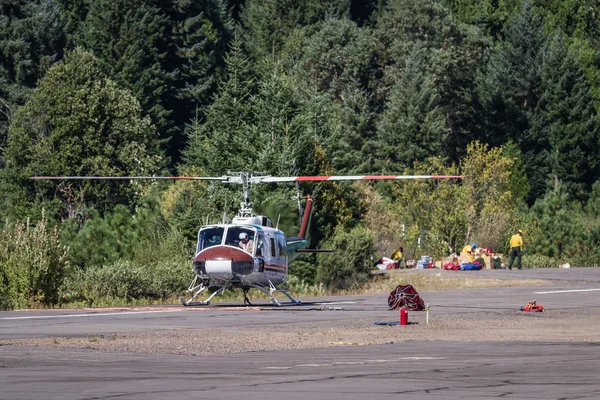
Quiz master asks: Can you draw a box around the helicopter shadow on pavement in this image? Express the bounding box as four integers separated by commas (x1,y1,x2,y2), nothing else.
184,301,341,310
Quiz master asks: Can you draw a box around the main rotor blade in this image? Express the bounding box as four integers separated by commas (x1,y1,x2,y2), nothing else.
30,174,464,183
257,175,465,183
30,176,233,182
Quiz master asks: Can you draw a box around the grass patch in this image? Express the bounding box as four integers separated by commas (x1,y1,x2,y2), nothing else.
356,270,549,294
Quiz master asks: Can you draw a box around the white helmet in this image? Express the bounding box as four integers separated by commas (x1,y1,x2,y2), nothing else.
239,232,249,240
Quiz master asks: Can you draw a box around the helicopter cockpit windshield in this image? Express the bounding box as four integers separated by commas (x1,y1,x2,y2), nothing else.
225,227,256,255
197,227,224,253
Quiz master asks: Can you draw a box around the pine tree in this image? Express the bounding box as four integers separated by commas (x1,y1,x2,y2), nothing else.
0,0,66,163
55,0,90,45
442,0,521,37
371,0,489,162
277,17,378,174
479,0,549,202
375,46,446,170
76,0,233,166
530,31,600,200
183,34,256,174
536,0,600,109
528,189,587,257
165,0,233,163
79,0,174,158
241,0,350,60
325,87,377,173
489,0,546,114
252,59,305,175
0,0,66,88
482,2,600,201
295,18,375,100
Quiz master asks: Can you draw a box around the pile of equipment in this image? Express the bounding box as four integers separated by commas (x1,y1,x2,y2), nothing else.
521,300,544,312
416,256,434,269
443,261,482,270
461,261,483,270
443,262,461,270
375,257,399,270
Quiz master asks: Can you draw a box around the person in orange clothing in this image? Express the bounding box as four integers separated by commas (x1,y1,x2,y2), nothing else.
507,229,523,270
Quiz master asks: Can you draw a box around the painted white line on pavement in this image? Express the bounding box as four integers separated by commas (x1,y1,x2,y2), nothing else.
262,357,444,370
1,310,184,320
312,301,358,305
534,288,600,294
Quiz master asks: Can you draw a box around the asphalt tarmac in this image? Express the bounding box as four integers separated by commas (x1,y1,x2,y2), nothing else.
1,267,599,399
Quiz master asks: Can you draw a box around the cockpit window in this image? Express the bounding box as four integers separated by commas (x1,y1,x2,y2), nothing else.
225,227,256,255
197,227,224,253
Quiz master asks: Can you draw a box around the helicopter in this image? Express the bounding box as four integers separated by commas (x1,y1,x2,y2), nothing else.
31,172,464,306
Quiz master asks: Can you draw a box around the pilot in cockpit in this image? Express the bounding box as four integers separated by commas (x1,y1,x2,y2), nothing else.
238,232,254,253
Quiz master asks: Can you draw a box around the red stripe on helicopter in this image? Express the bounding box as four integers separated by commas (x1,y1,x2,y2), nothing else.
265,267,286,273
264,263,286,270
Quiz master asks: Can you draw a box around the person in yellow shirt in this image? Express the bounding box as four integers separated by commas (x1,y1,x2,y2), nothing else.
507,230,523,270
462,243,476,262
391,246,404,268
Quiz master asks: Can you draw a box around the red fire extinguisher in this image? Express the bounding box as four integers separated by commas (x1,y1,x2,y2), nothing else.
400,308,408,326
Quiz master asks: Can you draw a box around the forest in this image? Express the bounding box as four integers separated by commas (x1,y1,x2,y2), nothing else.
2,0,600,309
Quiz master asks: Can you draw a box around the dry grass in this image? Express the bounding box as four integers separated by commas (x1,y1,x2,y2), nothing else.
347,270,550,295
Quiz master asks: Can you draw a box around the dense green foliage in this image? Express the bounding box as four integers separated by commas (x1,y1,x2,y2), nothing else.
2,0,600,308
316,226,376,290
0,217,69,309
1,48,162,221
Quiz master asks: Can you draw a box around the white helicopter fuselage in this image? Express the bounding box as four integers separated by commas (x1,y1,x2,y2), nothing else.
193,216,288,288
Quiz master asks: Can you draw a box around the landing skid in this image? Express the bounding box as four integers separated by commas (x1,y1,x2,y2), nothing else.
179,276,301,307
179,276,230,306
257,279,302,307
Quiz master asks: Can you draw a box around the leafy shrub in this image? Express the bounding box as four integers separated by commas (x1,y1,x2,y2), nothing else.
0,218,69,309
62,260,150,303
60,202,170,271
60,206,134,270
289,259,317,284
146,258,192,298
61,226,193,304
521,254,568,269
133,226,193,296
526,190,588,258
316,225,376,291
285,274,325,296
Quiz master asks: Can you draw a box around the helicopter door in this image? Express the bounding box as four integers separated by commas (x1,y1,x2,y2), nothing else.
263,233,286,277
276,233,287,271
261,234,277,275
